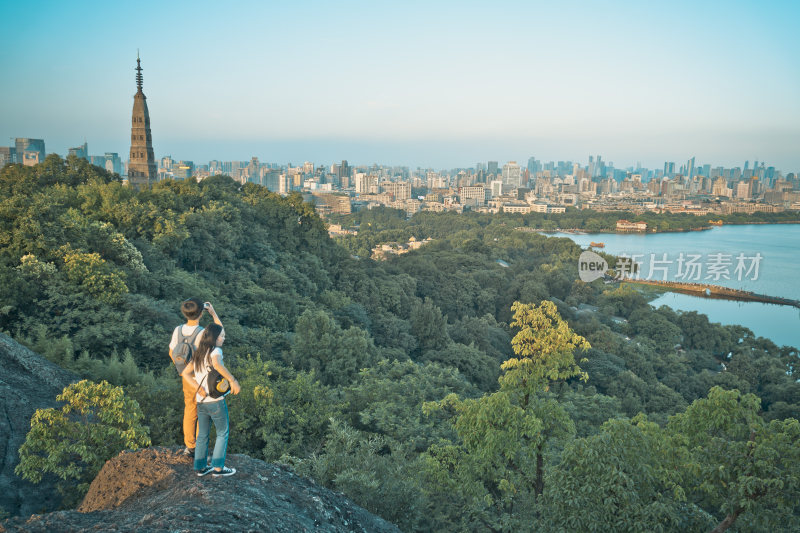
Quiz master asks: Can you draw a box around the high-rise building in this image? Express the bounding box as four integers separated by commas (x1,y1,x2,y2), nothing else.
686,156,695,180
381,181,411,200
712,177,729,197
263,169,281,192
0,147,16,167
68,142,88,160
354,173,378,194
501,161,522,188
246,156,260,181
338,160,350,179
736,180,751,199
459,185,487,206
15,138,45,166
487,161,498,177
591,155,603,178
173,161,194,180
104,152,122,174
127,54,157,187
489,180,503,197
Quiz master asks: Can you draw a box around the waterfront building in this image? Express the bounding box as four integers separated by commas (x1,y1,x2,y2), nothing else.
127,54,157,187
720,202,780,214
616,220,647,232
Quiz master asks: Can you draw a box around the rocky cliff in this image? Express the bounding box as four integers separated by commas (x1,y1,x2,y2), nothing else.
0,447,401,532
0,332,77,517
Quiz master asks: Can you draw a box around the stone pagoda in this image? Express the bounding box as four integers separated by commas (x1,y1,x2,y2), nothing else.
127,53,156,187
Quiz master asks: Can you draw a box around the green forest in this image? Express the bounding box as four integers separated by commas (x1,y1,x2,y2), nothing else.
2,156,799,532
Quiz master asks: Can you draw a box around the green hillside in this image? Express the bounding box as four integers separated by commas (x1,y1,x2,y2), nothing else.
2,155,798,532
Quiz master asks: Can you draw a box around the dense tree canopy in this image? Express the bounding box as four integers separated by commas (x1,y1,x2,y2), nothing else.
2,158,798,530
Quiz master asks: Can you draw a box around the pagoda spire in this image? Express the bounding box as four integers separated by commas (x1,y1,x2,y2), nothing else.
136,50,143,93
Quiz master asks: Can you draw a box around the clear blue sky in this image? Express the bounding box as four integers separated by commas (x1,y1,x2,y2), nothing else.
2,0,799,171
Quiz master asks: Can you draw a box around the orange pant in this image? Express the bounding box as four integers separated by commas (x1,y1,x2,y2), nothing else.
182,377,198,448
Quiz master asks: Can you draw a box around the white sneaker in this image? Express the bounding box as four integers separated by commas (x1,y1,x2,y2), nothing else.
212,466,236,477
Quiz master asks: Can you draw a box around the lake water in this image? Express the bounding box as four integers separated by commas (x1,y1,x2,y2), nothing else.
553,224,800,349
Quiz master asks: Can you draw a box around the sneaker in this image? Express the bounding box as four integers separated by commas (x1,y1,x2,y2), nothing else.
212,466,236,477
182,447,195,456
196,465,213,477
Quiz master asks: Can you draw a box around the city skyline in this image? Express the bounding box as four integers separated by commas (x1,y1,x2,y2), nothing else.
2,1,799,170
5,135,795,179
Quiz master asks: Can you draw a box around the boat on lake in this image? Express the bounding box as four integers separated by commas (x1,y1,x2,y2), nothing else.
589,242,605,248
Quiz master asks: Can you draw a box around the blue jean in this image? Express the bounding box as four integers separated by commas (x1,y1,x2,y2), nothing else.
194,399,229,470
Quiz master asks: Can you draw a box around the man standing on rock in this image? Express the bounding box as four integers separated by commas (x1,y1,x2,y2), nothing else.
168,298,223,455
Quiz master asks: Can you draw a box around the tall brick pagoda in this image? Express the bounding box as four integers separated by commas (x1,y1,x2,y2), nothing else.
127,53,156,187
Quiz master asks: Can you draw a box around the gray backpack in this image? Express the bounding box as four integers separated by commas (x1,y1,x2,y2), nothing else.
171,326,203,374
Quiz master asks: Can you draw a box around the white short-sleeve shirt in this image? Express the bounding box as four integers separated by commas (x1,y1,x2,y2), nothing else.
194,347,224,403
169,324,203,353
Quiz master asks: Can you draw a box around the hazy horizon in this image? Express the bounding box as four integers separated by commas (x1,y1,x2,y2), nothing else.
2,0,799,172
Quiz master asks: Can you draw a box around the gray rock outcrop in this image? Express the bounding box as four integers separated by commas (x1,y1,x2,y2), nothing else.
0,332,77,517
1,447,402,532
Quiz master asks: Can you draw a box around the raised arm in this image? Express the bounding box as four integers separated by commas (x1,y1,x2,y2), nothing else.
204,302,223,327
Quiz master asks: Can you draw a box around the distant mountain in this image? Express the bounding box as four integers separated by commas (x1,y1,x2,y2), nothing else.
0,447,401,532
0,333,77,517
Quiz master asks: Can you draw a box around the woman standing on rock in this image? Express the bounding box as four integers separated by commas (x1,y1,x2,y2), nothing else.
181,323,241,477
